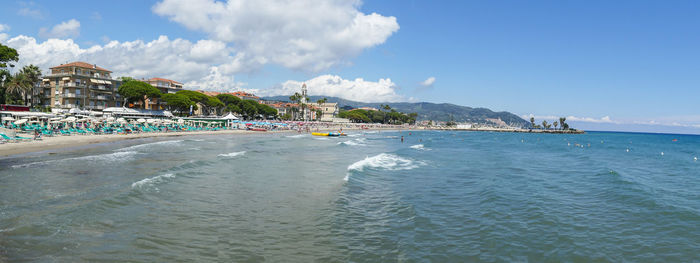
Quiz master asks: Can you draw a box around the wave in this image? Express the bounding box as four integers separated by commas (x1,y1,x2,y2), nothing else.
338,138,367,146
314,137,330,141
12,151,139,168
285,134,308,138
131,173,175,188
347,134,362,137
410,144,430,150
218,151,246,158
117,140,184,151
346,153,424,180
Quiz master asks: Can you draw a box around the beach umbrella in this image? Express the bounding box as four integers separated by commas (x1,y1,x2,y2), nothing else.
1,116,15,121
137,118,146,123
13,119,27,125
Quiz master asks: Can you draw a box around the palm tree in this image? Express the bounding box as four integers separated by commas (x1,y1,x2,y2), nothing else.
20,65,41,107
5,72,32,104
559,117,566,130
530,117,536,128
553,120,558,130
542,120,548,130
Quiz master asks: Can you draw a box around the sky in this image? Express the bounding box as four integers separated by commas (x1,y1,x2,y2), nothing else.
1,0,700,134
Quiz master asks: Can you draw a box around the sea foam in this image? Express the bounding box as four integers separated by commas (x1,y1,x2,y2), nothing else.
12,151,139,168
131,173,175,188
338,138,367,146
117,140,183,151
410,144,429,150
218,151,246,158
345,153,424,181
285,134,307,138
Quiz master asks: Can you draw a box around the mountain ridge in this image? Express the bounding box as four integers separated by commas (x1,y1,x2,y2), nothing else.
261,95,530,127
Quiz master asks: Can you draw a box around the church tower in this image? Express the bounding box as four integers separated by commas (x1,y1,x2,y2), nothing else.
301,83,308,104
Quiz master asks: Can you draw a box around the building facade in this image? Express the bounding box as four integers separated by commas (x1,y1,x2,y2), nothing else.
143,77,184,110
40,62,122,111
317,102,339,120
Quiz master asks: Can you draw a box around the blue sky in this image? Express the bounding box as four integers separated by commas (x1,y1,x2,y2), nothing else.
2,0,700,133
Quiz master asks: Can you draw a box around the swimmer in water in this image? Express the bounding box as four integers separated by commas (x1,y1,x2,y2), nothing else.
401,136,404,143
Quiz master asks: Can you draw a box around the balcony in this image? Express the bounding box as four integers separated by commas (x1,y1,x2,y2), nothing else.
90,85,111,91
95,95,111,100
62,104,78,108
64,82,87,88
61,93,86,98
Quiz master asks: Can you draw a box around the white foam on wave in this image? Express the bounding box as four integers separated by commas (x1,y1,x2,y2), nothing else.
314,137,330,141
345,153,424,181
338,138,367,146
117,140,184,151
12,151,139,168
410,144,430,150
285,134,308,138
347,134,362,137
131,173,175,188
218,151,246,158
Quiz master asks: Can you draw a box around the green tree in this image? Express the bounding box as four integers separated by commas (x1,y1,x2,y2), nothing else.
0,44,19,69
206,96,224,115
240,100,259,119
216,94,242,106
553,121,558,130
20,65,41,106
5,72,32,104
542,120,548,130
559,117,567,130
225,104,242,115
530,117,536,128
117,80,161,109
160,93,194,115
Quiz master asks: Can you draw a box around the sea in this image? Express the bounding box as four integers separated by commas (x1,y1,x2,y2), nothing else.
1,130,699,262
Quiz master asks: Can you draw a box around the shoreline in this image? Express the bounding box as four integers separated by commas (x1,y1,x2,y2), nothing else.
0,127,390,158
1,126,583,158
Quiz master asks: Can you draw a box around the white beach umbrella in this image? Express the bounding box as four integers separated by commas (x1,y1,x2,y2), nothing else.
1,116,15,121
137,118,146,123
13,119,27,125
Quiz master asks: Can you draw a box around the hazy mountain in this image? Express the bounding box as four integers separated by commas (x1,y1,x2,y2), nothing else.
261,95,530,127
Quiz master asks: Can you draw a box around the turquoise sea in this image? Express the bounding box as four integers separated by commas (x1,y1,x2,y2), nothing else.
1,130,699,261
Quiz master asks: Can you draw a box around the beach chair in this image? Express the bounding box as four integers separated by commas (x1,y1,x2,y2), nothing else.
0,133,19,142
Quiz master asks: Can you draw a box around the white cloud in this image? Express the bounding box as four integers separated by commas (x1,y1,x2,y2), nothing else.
420,77,435,87
185,66,247,92
3,34,236,89
18,7,42,19
0,24,8,41
566,115,615,123
39,19,81,39
152,0,399,72
253,75,406,102
521,114,615,123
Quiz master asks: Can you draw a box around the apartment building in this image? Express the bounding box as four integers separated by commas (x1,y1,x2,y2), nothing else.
40,62,122,110
317,102,339,120
143,77,184,110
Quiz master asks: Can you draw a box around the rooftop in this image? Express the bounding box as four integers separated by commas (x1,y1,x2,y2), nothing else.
50,61,112,73
148,77,182,85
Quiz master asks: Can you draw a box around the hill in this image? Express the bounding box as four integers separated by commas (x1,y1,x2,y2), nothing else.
261,95,530,127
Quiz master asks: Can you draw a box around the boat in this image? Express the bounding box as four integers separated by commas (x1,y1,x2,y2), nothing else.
250,128,267,132
312,132,346,137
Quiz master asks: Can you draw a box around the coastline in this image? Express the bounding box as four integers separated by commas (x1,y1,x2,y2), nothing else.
1,126,583,158
0,127,391,158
